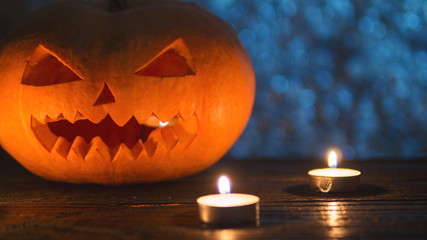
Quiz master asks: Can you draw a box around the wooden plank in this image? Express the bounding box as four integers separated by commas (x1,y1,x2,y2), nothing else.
1,201,426,239
0,153,427,239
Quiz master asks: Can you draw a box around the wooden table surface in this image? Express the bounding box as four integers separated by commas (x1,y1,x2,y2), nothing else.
1,152,427,239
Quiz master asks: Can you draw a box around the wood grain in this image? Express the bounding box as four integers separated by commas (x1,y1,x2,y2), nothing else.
1,152,427,239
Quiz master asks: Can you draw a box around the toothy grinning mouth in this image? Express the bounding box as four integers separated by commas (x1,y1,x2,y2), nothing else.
48,115,155,149
30,113,198,161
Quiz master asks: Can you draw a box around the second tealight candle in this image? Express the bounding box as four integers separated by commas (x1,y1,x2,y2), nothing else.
308,149,361,193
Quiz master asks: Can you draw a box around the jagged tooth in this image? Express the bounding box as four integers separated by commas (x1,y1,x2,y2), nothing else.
56,113,65,121
82,150,113,182
31,114,47,124
144,128,163,158
134,111,152,125
143,114,160,128
131,140,144,159
172,122,197,149
135,146,149,162
112,143,133,163
85,136,111,161
62,111,76,123
31,115,42,127
141,114,179,128
45,115,55,123
107,131,122,158
31,116,58,151
83,139,113,182
71,111,86,123
168,116,179,127
47,112,67,122
109,112,133,127
144,138,158,158
181,112,198,134
51,136,71,159
161,126,178,151
67,136,89,160
156,111,179,124
86,111,108,124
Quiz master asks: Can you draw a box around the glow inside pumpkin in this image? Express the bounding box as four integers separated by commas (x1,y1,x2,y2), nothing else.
26,41,198,160
0,0,255,184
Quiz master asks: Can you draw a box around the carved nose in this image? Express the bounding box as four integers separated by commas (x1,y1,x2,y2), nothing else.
93,83,115,106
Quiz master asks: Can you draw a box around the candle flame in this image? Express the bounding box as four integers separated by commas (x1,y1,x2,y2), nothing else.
159,121,169,128
328,150,338,168
218,176,231,194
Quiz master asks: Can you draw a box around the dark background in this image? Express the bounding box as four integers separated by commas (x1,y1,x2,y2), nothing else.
1,0,427,161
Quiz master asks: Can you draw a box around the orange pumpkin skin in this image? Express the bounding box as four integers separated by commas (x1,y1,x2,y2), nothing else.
0,0,254,184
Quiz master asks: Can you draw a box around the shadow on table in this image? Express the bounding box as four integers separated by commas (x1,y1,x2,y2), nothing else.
283,184,388,198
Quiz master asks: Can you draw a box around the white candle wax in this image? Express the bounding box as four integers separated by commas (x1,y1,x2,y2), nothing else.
308,168,361,177
197,193,259,207
197,176,259,226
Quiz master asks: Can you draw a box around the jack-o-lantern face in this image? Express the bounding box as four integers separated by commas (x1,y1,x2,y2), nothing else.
0,0,255,184
24,40,198,160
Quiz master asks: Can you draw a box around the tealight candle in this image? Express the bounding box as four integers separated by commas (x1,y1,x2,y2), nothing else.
308,150,361,193
197,176,259,226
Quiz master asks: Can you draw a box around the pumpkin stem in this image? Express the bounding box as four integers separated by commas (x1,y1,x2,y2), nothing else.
108,0,127,12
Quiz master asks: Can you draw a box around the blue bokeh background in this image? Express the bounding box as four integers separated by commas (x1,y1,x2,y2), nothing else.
2,0,427,160
191,0,427,160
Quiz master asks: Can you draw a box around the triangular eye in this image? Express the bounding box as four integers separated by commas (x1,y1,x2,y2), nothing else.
135,38,195,77
22,45,82,86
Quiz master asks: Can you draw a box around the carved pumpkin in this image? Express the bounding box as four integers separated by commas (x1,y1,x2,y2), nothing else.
0,0,254,184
